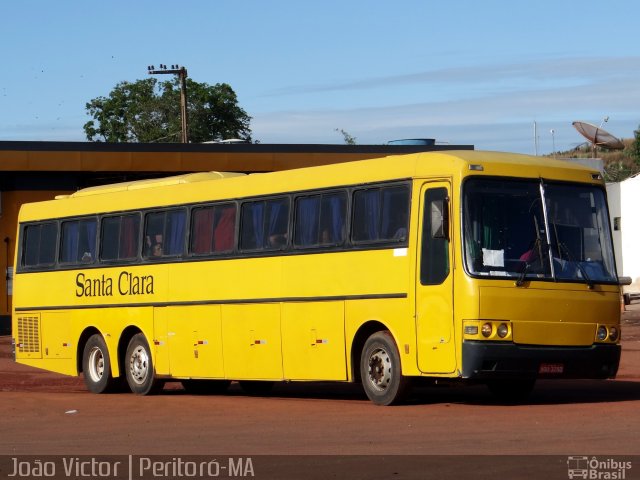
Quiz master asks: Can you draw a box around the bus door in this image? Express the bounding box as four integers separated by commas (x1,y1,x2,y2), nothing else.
415,181,456,374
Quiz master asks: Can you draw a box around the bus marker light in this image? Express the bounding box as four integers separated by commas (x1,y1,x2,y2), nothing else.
464,326,478,335
497,323,509,338
469,164,484,171
596,326,608,341
481,323,492,338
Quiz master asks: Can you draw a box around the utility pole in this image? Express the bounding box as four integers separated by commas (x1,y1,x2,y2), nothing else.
147,64,189,143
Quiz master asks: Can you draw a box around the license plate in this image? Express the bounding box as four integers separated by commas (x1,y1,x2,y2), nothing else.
539,363,564,374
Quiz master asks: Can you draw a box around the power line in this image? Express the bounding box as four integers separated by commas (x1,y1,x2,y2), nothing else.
147,64,189,143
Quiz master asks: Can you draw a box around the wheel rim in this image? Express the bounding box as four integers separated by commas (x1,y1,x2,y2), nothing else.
129,345,149,385
366,347,392,392
87,346,105,383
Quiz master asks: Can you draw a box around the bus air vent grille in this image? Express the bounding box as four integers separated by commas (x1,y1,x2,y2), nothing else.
17,315,40,353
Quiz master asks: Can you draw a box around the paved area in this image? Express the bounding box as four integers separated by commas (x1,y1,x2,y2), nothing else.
0,305,638,459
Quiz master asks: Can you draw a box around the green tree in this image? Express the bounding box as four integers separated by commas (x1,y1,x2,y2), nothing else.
84,78,252,143
335,128,357,145
631,124,640,165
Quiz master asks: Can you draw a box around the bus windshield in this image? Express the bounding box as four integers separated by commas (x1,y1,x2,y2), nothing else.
463,177,617,285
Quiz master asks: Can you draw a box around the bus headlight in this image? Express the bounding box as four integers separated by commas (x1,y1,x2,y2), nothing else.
481,323,492,338
497,323,509,338
596,326,608,342
608,326,619,342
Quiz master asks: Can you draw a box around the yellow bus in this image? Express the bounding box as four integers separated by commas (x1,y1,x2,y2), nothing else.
12,151,625,405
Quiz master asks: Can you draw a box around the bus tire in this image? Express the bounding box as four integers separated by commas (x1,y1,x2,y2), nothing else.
487,378,536,403
181,380,231,395
82,334,117,394
239,380,274,396
360,331,411,405
125,333,162,395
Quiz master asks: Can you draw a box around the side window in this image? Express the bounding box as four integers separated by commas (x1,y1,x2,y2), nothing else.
352,185,409,243
100,214,140,261
190,203,237,255
421,187,450,285
143,209,187,258
240,198,290,251
294,192,346,248
22,222,58,267
60,218,97,264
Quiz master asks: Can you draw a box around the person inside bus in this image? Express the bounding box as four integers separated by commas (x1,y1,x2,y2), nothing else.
145,234,164,257
152,242,163,257
268,232,287,248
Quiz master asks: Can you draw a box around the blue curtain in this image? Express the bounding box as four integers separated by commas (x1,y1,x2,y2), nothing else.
268,202,282,234
63,222,79,262
251,202,265,248
84,221,97,259
327,195,344,244
364,190,380,241
167,211,186,255
297,197,319,246
381,190,394,239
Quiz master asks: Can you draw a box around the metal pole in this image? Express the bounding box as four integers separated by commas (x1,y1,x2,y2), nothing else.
179,67,189,143
148,64,189,143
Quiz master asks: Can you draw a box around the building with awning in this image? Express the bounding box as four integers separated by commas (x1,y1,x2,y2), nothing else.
0,140,473,333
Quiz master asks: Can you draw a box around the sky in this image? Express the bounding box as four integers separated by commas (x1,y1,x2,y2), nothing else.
1,0,639,154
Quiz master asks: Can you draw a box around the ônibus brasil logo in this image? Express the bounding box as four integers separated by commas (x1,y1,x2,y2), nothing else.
567,456,632,479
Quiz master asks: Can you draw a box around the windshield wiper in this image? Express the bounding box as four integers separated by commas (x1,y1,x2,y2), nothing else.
515,237,542,287
515,263,531,287
556,241,594,289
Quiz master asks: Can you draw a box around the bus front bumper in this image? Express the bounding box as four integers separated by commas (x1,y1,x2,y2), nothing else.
461,341,620,380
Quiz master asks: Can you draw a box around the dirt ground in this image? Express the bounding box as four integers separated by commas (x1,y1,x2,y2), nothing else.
0,305,638,463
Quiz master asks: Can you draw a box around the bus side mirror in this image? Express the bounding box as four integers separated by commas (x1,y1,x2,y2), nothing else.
618,276,632,286
431,198,449,240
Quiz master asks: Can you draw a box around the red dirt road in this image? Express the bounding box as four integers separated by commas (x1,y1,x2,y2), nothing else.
1,307,639,457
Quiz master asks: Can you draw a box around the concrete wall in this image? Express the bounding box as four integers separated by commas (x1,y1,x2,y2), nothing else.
606,182,623,274
608,174,640,293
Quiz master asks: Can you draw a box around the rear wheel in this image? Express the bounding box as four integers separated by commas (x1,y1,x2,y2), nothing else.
360,331,411,405
181,380,231,395
125,333,163,395
82,334,118,393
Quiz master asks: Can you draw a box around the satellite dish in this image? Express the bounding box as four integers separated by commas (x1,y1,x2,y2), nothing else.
572,121,624,156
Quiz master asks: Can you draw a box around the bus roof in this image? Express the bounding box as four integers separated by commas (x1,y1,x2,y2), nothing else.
19,150,602,221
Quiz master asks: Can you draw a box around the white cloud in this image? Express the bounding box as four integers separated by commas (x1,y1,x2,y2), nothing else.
252,58,640,153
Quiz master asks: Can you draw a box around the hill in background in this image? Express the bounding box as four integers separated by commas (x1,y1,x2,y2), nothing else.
552,138,640,182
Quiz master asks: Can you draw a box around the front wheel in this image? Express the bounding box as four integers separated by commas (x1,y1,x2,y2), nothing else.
125,333,163,395
82,334,118,393
360,331,411,405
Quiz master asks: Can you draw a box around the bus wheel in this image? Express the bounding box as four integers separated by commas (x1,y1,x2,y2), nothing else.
82,334,117,393
239,380,274,396
181,380,231,395
125,333,163,395
360,331,411,406
487,379,536,403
